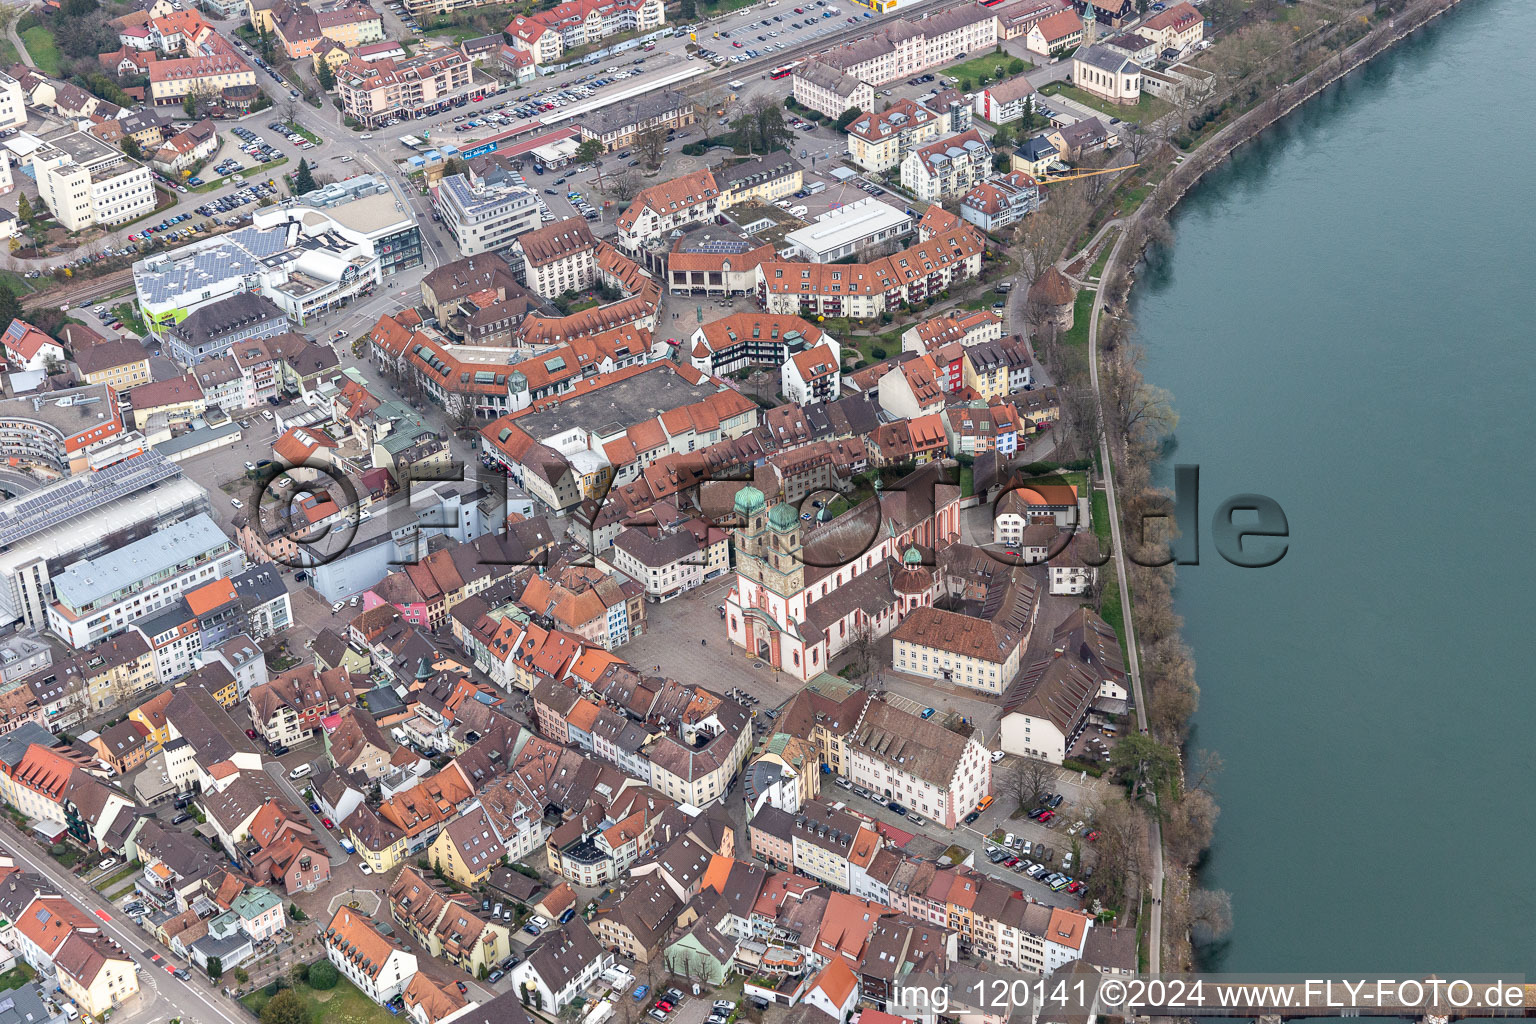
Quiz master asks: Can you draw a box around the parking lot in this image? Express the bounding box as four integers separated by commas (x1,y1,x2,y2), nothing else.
697,0,876,68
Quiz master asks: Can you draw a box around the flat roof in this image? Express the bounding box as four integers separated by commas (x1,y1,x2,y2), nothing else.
153,420,242,456
785,197,913,255
0,385,118,439
0,452,183,549
297,183,415,239
40,127,118,168
515,364,719,443
52,512,232,609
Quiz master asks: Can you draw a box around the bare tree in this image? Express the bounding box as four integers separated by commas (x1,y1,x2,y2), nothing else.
1102,343,1178,458
633,126,667,170
1163,788,1219,865
1009,757,1054,810
847,618,878,678
1083,796,1145,909
1013,188,1083,285
1186,888,1233,943
1185,749,1223,794
606,170,645,204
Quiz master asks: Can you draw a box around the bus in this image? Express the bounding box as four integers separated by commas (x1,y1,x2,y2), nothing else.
770,62,801,80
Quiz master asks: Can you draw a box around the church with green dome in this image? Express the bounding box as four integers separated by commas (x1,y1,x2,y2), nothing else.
721,463,964,681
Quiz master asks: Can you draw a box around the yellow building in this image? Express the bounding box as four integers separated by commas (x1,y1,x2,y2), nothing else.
75,339,151,393
387,865,511,977
889,606,1027,696
275,1,384,60
248,0,279,32
961,339,1011,402
72,634,160,713
148,55,257,106
129,690,175,750
428,807,504,887
719,153,803,206
127,373,206,431
348,806,408,874
55,932,140,1017
312,39,353,75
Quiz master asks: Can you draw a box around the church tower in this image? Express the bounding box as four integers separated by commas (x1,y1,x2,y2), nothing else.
733,487,805,597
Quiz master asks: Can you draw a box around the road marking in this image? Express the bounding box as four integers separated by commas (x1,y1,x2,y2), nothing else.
95,908,113,922
1,824,245,1024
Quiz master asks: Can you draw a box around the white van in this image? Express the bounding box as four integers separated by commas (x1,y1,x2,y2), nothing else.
63,1006,80,1022
288,763,313,780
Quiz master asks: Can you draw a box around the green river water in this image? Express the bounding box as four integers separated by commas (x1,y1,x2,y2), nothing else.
1131,0,1534,972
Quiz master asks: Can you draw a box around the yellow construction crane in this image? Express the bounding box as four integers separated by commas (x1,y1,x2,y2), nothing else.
1039,163,1141,184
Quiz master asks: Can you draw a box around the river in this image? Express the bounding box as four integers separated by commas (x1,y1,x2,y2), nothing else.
1130,0,1535,972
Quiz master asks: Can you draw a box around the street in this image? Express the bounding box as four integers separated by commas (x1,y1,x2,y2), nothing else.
0,817,249,1024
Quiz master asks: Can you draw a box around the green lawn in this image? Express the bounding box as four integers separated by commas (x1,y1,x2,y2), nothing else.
941,52,1032,89
416,3,516,36
1039,82,1170,125
1061,290,1096,349
701,0,759,14
277,120,323,146
0,963,36,992
21,26,62,76
1024,470,1087,494
110,302,149,336
94,861,141,892
1091,490,1110,544
0,271,38,296
1088,231,1118,277
0,37,18,66
243,975,395,1024
1113,183,1151,216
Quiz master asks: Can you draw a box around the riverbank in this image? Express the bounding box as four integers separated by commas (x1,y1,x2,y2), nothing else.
1083,0,1467,973
1105,0,1465,301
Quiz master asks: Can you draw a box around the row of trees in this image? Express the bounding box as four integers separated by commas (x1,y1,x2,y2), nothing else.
1003,0,1456,973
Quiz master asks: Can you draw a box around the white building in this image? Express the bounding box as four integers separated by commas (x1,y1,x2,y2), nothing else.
31,130,155,231
1072,44,1142,106
133,205,383,336
45,513,243,648
781,344,842,407
973,76,1037,125
783,198,914,264
889,605,1029,696
1139,2,1205,54
508,216,597,298
615,169,721,252
901,130,992,203
508,919,611,1012
960,170,1040,233
434,173,541,256
0,454,208,632
0,72,26,132
844,697,992,829
606,523,727,603
323,907,419,1006
791,60,874,120
999,611,1124,764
